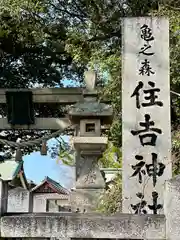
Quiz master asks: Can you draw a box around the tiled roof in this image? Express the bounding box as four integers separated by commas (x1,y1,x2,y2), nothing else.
0,159,23,181
31,176,70,195
13,161,24,178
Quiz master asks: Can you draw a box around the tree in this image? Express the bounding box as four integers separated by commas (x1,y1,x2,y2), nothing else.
0,2,86,158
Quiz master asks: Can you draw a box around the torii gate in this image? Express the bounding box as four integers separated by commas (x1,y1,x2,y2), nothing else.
0,70,107,131
0,70,109,159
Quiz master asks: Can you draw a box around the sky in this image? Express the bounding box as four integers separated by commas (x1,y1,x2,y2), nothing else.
23,135,75,189
23,79,76,189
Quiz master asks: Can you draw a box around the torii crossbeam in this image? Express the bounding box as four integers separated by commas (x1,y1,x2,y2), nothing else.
0,71,108,130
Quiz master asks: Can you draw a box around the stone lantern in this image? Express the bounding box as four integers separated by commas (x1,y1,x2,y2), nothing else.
68,70,113,212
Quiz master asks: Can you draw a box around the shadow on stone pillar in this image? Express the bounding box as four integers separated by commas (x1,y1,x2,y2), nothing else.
164,175,180,240
0,179,8,215
28,191,33,212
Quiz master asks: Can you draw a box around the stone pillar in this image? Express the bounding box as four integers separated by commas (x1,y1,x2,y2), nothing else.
164,175,180,240
70,149,106,212
0,179,8,215
122,17,171,214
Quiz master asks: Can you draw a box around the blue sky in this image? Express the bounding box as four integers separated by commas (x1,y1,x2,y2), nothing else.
23,79,76,189
23,135,75,189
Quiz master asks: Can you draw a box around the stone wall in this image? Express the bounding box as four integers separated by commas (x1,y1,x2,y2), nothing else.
0,213,166,239
5,172,180,239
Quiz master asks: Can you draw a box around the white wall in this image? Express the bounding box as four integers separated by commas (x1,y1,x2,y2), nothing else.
7,187,29,212
7,187,70,213
33,193,69,212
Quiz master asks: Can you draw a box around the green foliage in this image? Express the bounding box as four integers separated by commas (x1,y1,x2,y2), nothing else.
98,141,121,168
56,137,74,166
96,174,122,214
58,150,74,166
172,130,180,175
